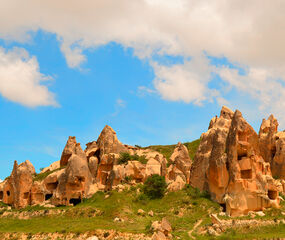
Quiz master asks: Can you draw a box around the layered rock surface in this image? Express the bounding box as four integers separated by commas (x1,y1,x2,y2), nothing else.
191,107,280,216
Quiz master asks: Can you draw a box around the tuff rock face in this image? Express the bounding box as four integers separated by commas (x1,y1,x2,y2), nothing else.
258,115,285,179
1,160,35,209
191,106,233,193
1,114,284,217
191,107,280,216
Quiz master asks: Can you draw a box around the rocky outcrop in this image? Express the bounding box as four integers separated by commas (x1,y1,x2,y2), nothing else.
2,160,35,209
191,106,280,216
190,106,233,193
60,136,85,167
168,142,192,183
96,125,127,157
259,115,285,179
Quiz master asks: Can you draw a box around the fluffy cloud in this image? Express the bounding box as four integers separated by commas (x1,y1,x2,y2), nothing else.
1,0,285,120
152,55,216,105
0,47,57,107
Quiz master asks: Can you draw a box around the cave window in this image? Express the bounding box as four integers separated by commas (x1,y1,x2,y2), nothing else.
0,191,3,200
23,192,29,199
268,190,277,200
77,176,85,182
45,194,53,201
6,191,10,196
238,153,247,161
69,198,81,206
94,149,100,163
241,169,252,179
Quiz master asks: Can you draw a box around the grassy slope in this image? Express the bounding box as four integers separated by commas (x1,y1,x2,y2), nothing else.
0,187,285,239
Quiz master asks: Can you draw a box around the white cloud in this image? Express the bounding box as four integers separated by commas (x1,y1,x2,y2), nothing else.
0,47,57,107
152,55,216,105
1,1,285,121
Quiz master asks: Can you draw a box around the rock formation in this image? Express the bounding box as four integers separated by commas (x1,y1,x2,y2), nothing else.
1,111,283,217
191,106,280,216
1,160,35,209
258,115,285,179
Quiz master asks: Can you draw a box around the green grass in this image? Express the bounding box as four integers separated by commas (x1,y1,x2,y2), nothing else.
1,186,285,239
33,167,65,182
146,139,201,161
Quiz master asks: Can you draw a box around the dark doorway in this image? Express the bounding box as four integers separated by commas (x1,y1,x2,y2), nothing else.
0,191,3,200
6,191,10,196
268,190,277,200
220,203,226,212
45,194,53,201
69,198,81,206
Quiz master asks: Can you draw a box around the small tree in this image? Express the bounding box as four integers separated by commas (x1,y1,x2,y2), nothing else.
142,174,167,199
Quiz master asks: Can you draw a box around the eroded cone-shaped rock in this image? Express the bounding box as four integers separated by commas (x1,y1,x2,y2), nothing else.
169,142,192,184
258,115,285,179
225,110,279,216
2,160,35,208
271,132,285,179
190,106,280,216
60,137,85,167
190,106,233,192
54,147,92,206
259,115,278,164
96,125,127,157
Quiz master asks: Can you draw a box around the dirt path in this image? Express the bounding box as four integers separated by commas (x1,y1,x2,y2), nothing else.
188,219,203,239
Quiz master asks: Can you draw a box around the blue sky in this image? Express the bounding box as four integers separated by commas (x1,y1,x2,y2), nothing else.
1,1,285,179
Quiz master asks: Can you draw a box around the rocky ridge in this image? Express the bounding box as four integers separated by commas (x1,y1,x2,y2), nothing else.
1,106,285,218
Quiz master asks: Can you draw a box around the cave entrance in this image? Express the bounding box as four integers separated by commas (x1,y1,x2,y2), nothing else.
220,203,226,212
6,191,10,196
94,149,101,164
0,191,3,200
69,197,81,206
45,194,53,201
268,190,278,200
241,169,252,179
238,152,247,161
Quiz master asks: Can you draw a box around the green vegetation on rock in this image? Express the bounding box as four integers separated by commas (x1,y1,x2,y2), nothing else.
118,152,147,165
146,138,201,161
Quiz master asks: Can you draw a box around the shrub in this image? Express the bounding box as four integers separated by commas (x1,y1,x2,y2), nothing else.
118,153,148,165
118,152,131,164
142,174,167,199
184,184,211,199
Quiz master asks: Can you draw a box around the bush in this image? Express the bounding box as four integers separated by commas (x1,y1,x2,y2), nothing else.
184,184,211,199
142,174,167,199
118,152,148,165
118,152,131,164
